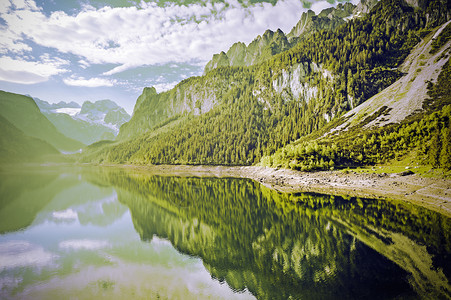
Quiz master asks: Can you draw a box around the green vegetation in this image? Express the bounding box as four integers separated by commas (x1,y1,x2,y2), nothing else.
261,58,451,171
0,115,59,163
430,21,451,54
261,104,451,171
81,0,451,167
0,91,84,152
44,112,116,145
84,168,451,299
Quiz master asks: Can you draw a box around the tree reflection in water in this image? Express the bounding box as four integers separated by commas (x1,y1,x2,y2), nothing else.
84,167,451,300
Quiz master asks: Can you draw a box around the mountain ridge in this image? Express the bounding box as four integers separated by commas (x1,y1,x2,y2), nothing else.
35,98,130,145
204,0,379,74
76,0,450,170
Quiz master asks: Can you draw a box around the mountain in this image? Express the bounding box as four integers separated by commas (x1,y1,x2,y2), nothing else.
261,20,451,171
0,114,58,163
204,28,291,73
78,99,130,131
35,98,130,145
33,97,81,112
80,0,450,170
286,2,357,43
0,91,84,153
203,1,378,74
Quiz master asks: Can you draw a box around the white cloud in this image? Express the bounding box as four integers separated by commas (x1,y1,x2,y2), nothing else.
0,1,11,15
59,239,109,250
11,0,39,11
0,0,313,75
311,1,338,14
0,240,56,270
78,59,90,69
0,30,33,54
153,81,179,93
63,76,116,87
0,55,68,84
52,208,78,220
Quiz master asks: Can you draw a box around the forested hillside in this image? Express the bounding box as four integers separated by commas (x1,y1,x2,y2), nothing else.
80,0,451,168
261,21,451,171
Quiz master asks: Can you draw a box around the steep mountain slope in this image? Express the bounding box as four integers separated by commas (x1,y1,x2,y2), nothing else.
36,98,130,145
332,20,451,132
44,113,116,145
260,20,451,171
81,0,450,167
0,91,84,152
0,115,58,163
118,71,251,140
78,99,130,130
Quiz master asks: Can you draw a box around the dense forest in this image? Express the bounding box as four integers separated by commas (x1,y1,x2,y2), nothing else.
262,56,451,171
80,0,450,170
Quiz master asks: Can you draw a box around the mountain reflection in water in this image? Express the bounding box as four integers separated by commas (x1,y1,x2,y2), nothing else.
0,166,449,299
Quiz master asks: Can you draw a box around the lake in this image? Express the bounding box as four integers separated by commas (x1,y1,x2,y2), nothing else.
0,166,450,299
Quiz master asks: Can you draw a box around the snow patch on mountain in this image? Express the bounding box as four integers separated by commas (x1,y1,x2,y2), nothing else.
52,108,81,117
34,97,131,144
75,111,119,133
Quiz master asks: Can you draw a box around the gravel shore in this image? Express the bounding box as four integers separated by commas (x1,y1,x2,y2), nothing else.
118,164,451,217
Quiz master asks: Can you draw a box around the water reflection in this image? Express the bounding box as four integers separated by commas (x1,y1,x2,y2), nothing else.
0,167,251,299
0,166,450,299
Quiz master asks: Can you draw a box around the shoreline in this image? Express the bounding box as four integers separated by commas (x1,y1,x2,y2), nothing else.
4,162,450,217
111,164,451,218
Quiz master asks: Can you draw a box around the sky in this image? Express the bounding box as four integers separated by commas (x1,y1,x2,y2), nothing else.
0,0,347,113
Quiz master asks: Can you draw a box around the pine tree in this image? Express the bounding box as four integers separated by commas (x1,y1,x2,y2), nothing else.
439,123,451,169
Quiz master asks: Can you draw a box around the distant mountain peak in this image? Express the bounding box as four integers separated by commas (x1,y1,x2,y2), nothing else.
80,99,119,114
32,96,131,145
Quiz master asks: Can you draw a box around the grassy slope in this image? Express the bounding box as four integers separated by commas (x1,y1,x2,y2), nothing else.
331,21,451,132
0,91,84,152
0,115,59,163
44,112,115,145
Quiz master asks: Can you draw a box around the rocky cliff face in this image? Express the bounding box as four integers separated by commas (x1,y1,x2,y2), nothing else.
118,71,246,140
121,0,451,143
121,58,336,141
35,98,130,145
203,52,230,72
330,20,451,133
354,0,379,14
77,99,130,131
252,61,332,111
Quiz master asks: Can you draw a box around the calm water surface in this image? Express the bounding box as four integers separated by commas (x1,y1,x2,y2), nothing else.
0,166,450,299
